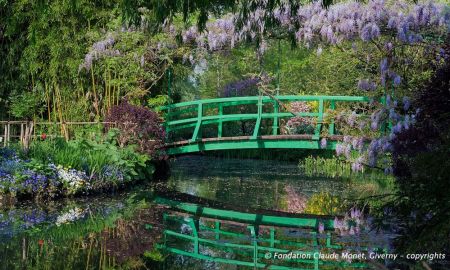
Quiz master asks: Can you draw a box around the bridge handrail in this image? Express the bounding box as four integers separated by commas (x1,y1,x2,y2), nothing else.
159,95,370,110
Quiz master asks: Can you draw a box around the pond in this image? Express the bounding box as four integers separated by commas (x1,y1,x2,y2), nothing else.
0,156,394,269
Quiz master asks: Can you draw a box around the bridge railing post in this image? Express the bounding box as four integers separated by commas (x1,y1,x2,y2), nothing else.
187,218,199,254
313,99,324,140
251,96,263,139
328,100,336,136
272,100,279,135
191,102,203,142
218,103,223,138
248,225,259,267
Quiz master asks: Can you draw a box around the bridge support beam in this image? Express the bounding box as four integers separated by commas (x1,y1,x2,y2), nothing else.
167,139,337,155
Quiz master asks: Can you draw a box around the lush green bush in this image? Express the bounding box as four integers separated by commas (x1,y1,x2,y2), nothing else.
0,129,154,199
383,45,450,255
28,132,153,181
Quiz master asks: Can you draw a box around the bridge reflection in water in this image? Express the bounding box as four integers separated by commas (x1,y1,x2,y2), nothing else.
154,194,389,270
159,95,371,155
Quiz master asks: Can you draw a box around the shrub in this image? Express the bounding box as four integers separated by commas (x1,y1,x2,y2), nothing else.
28,135,151,183
105,101,166,159
385,43,450,255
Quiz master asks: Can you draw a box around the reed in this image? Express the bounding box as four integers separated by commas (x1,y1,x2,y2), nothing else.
299,155,387,180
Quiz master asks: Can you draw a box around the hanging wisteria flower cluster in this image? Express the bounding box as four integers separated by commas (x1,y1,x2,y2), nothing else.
179,1,449,57
177,0,449,97
78,34,120,71
333,207,392,253
222,77,260,97
333,94,417,172
180,0,279,67
291,1,448,46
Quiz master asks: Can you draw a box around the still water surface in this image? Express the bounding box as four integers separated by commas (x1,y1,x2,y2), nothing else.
0,156,392,269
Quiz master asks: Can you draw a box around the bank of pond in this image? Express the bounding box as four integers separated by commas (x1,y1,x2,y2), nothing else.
0,138,155,201
0,137,391,203
0,154,406,269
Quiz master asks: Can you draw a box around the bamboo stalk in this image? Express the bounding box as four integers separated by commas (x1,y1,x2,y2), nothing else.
108,69,112,110
22,237,27,261
116,73,121,105
104,69,108,113
20,123,24,144
91,65,100,118
3,124,6,147
45,82,51,122
7,123,10,146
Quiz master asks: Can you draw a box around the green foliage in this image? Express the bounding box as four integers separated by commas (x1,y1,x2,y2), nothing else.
299,155,382,179
28,135,151,180
264,42,371,96
187,41,374,100
23,159,56,177
0,0,180,122
304,192,346,215
9,92,44,119
144,247,165,262
147,95,169,110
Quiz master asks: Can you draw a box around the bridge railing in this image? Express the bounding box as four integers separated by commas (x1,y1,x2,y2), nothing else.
156,197,386,269
159,95,370,143
160,96,369,141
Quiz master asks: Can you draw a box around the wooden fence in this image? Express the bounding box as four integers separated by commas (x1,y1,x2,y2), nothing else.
0,121,115,147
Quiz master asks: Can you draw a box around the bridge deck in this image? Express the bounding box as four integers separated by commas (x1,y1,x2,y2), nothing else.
165,134,348,147
165,135,349,155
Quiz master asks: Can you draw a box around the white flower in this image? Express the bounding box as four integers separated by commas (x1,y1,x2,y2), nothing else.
56,167,90,193
56,207,84,226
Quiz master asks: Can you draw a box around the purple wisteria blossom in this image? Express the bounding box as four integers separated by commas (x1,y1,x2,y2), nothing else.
351,156,365,172
403,96,410,111
357,79,377,91
222,77,259,97
79,34,120,71
320,138,327,149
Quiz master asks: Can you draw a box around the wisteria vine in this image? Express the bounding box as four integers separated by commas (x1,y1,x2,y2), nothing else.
177,0,450,173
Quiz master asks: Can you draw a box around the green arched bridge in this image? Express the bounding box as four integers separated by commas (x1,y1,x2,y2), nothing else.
160,95,370,155
154,193,387,269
